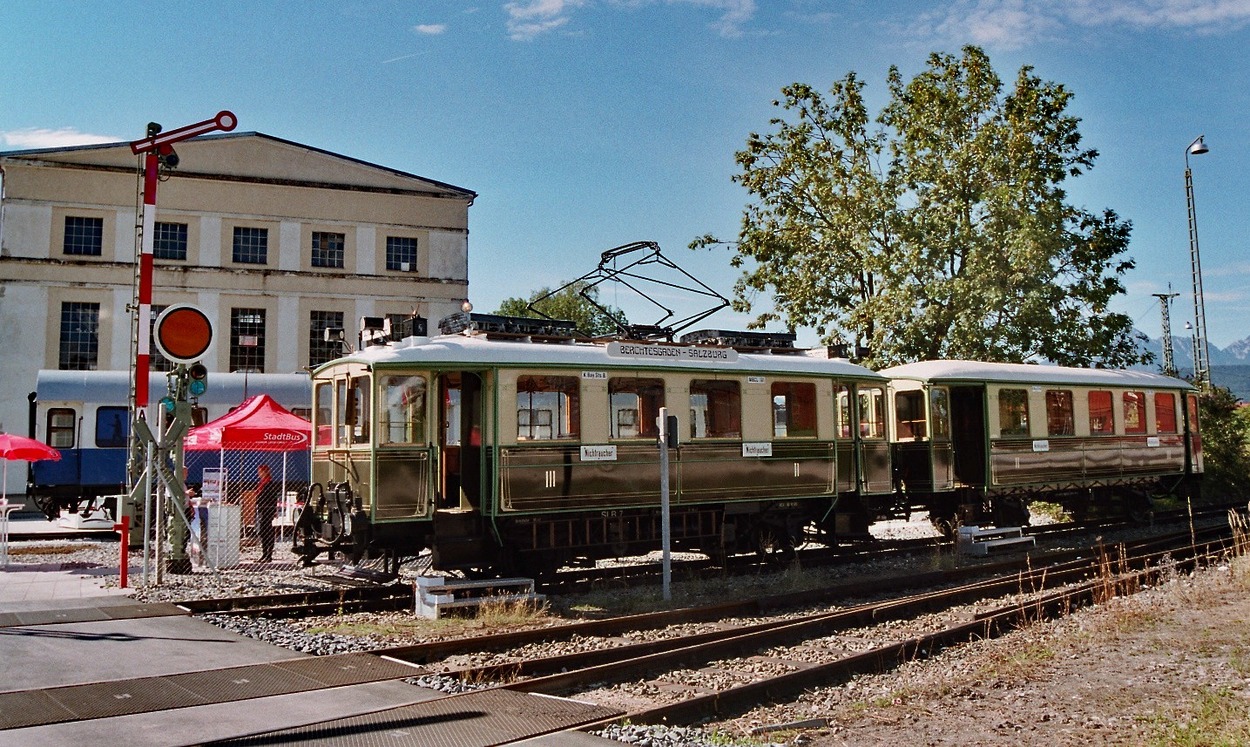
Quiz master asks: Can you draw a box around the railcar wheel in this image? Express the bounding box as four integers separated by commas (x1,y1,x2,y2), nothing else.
929,513,959,539
1125,490,1154,524
754,526,797,565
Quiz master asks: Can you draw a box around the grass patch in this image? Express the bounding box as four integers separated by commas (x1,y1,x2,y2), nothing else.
7,543,96,557
1028,501,1069,524
1144,686,1250,746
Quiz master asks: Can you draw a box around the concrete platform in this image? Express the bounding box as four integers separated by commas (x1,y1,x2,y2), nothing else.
0,547,619,745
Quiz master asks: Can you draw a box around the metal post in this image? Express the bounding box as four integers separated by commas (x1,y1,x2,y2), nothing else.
1184,135,1211,389
658,406,671,602
140,440,152,586
1154,291,1180,378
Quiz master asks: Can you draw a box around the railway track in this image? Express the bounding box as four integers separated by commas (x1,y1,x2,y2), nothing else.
380,520,1238,737
175,505,1231,619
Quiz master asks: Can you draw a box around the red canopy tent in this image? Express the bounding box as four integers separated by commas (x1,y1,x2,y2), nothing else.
184,394,310,451
183,395,311,539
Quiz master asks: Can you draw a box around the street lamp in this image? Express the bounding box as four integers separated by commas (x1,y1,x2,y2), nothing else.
1184,135,1211,389
1184,321,1197,381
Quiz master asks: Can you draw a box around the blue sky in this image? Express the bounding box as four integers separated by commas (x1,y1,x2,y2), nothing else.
2,0,1247,351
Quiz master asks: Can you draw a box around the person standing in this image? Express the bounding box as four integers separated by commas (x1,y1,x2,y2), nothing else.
255,464,281,563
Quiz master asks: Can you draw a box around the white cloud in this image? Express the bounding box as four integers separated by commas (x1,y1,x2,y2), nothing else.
413,23,448,35
0,128,118,150
504,0,586,40
669,0,757,37
503,0,757,40
1067,0,1250,32
905,0,1250,51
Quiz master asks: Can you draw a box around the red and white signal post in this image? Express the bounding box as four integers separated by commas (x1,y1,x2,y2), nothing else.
128,111,236,408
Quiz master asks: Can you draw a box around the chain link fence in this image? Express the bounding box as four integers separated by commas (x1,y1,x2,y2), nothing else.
182,448,308,566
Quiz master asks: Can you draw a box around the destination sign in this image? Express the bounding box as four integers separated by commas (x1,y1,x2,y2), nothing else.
606,341,738,363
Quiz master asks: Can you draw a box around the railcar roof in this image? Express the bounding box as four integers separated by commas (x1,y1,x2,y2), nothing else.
35,370,312,405
321,334,888,380
882,360,1194,389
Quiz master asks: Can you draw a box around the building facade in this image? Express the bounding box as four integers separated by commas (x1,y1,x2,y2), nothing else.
0,132,475,496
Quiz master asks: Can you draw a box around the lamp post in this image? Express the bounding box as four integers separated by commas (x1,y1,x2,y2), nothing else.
1185,321,1197,381
1184,135,1211,389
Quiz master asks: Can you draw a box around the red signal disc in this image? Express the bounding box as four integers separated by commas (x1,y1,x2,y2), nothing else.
154,305,213,363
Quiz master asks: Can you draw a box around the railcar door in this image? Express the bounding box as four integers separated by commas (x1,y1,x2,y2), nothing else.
437,372,485,510
949,386,987,487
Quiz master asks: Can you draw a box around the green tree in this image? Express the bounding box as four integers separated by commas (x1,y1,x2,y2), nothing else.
695,46,1148,368
495,280,628,337
1197,386,1250,501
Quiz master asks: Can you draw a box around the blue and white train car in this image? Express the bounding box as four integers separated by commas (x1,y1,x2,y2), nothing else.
28,370,312,509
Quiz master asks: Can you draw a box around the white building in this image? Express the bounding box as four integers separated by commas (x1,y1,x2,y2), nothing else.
0,132,475,496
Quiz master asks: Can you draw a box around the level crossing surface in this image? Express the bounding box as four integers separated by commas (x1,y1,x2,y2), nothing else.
0,519,618,746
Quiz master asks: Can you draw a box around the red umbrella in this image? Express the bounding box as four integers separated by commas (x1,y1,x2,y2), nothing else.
0,433,61,502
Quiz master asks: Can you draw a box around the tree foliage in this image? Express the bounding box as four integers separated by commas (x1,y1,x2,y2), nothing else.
495,280,628,337
1197,386,1250,501
695,46,1148,368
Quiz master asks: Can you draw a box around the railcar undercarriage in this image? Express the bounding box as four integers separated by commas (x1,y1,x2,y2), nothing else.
291,483,873,579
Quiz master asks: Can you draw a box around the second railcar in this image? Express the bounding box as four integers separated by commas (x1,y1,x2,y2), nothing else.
882,360,1201,531
296,319,896,574
29,369,312,512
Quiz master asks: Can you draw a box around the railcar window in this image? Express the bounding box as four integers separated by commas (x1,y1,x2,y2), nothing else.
1187,394,1200,434
47,408,76,449
349,377,370,444
1088,391,1114,434
315,383,333,446
382,375,428,444
893,390,927,440
1045,390,1075,436
517,375,580,440
335,380,348,445
95,406,129,448
690,379,741,439
1155,392,1178,434
858,387,886,439
836,386,852,439
610,377,663,439
772,381,817,438
1123,391,1146,434
999,389,1029,437
930,387,950,439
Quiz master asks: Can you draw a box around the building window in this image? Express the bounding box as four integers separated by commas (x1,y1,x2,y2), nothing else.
148,305,174,372
232,226,268,264
1155,392,1178,434
998,389,1029,437
609,377,664,439
1045,390,1074,436
63,216,103,256
308,310,344,367
774,381,818,438
689,379,741,439
229,308,266,372
516,375,580,440
58,301,100,370
311,231,345,269
153,222,188,260
1089,391,1114,434
386,236,418,272
46,408,76,449
1123,391,1146,435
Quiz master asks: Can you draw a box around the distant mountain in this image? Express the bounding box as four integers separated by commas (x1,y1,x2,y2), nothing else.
1225,337,1250,362
1134,331,1250,401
